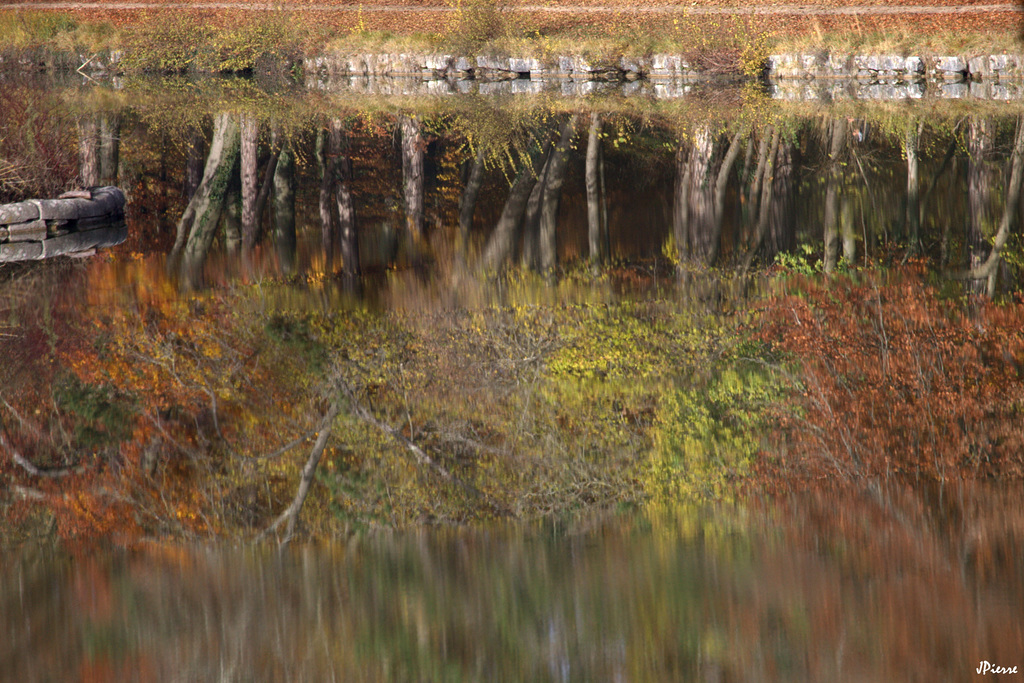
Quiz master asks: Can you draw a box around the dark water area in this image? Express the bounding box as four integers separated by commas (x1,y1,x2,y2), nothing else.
3,76,1022,296
3,77,1024,680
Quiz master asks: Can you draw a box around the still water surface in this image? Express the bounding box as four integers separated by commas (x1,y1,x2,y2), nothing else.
3,76,1024,680
5,488,1024,682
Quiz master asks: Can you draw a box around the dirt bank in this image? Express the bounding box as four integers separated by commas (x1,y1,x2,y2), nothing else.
3,0,1023,37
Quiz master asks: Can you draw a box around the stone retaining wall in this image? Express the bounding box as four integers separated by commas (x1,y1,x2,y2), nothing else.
304,73,1024,101
0,186,127,262
767,53,1024,81
6,47,1024,84
302,51,1024,83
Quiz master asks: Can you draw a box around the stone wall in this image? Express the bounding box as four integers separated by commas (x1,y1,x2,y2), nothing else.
0,186,127,262
767,53,1024,82
302,50,1024,84
7,46,1024,85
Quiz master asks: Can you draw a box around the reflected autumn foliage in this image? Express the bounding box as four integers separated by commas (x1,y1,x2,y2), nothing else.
755,267,1024,483
3,489,1023,681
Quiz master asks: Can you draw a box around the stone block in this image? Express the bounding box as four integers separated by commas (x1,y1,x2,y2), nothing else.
967,55,988,79
302,57,323,75
509,79,543,94
478,81,511,95
938,82,969,98
423,54,451,71
67,192,123,220
620,56,644,75
621,80,642,96
0,242,43,262
905,56,924,76
476,55,507,71
40,225,127,259
768,83,800,100
34,199,80,221
880,55,906,74
800,85,822,100
5,219,46,242
854,54,881,72
394,54,419,75
650,53,683,77
568,56,595,80
827,54,854,77
767,54,800,79
95,186,125,205
347,55,369,76
934,56,967,80
424,79,455,95
827,82,853,100
508,57,540,73
858,83,909,100
989,54,1023,80
652,80,689,99
0,201,39,225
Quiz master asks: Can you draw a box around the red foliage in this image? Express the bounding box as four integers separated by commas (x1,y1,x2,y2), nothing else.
755,269,1024,483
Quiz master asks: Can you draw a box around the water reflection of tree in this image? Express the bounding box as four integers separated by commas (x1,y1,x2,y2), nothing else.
104,102,1024,298
478,118,580,274
5,485,1022,682
318,118,360,290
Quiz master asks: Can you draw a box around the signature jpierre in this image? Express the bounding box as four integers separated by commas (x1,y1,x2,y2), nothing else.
977,661,1019,675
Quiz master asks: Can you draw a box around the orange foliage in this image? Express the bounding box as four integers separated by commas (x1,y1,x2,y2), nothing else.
0,255,311,545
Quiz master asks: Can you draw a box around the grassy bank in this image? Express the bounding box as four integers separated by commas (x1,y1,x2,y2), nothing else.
0,7,1021,77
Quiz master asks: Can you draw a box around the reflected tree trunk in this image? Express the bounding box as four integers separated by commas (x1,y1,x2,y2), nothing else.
958,115,1024,295
767,138,796,261
672,146,691,269
905,121,922,252
332,119,360,288
823,118,849,273
599,138,609,260
740,136,755,190
746,132,771,230
684,125,716,262
272,126,297,277
175,113,240,267
706,131,744,267
223,176,242,255
923,136,959,267
240,113,259,252
967,117,994,294
252,146,279,248
184,127,206,202
459,147,486,252
317,128,335,270
77,116,99,187
520,153,552,269
586,113,604,270
479,138,551,271
98,114,120,185
841,194,856,264
400,114,424,240
538,116,578,276
740,126,781,274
